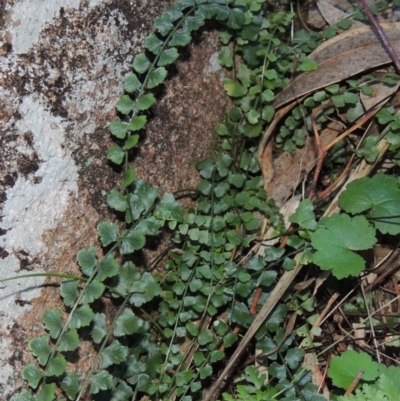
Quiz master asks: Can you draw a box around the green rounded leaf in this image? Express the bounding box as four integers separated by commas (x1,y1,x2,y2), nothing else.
101,340,129,368
137,93,156,110
133,53,151,74
57,329,80,352
109,121,128,138
77,247,97,276
82,280,105,304
123,74,141,93
147,67,167,89
311,214,376,278
339,174,400,235
122,134,139,150
169,28,191,47
43,308,63,339
97,221,118,247
114,309,149,337
90,313,107,344
198,329,213,345
223,78,247,97
158,47,179,67
22,364,43,389
98,254,120,281
121,230,146,254
154,14,174,36
121,167,136,188
29,335,51,366
46,354,67,377
144,33,163,54
60,280,79,308
89,370,114,394
328,350,380,390
289,199,317,230
61,373,80,400
107,145,125,165
128,115,147,131
116,95,134,115
107,189,127,212
36,383,56,401
70,304,94,329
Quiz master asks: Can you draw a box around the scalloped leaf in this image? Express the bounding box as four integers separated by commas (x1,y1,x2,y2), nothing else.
144,33,163,54
113,308,149,337
129,272,161,307
36,383,56,401
109,262,139,297
97,221,118,247
116,95,134,115
107,145,125,165
147,67,167,89
61,373,80,400
89,370,114,394
77,247,97,276
109,121,128,138
43,308,63,339
29,335,51,366
311,214,376,279
128,115,147,131
154,14,174,36
122,134,139,150
46,354,67,377
60,280,79,308
185,14,205,32
123,73,141,93
90,313,108,344
223,78,247,97
121,230,146,254
107,189,127,212
57,329,80,352
133,53,151,74
289,199,317,230
111,382,134,400
169,28,191,47
100,340,129,368
82,280,105,304
339,174,400,235
98,254,120,281
158,47,179,67
121,167,136,188
328,350,380,390
70,304,94,329
22,364,43,389
137,93,156,110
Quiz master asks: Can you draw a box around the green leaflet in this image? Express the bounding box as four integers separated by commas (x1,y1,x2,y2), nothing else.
61,373,80,400
311,214,376,278
89,370,114,394
339,174,400,235
328,350,380,390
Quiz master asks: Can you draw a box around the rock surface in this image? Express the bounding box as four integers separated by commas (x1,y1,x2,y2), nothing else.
0,0,228,396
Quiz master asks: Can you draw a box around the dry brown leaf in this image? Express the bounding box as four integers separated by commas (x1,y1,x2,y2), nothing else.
264,120,341,204
360,80,400,110
257,100,299,186
316,0,364,28
274,22,400,108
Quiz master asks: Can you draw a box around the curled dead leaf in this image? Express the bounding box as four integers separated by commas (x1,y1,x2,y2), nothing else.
274,22,400,108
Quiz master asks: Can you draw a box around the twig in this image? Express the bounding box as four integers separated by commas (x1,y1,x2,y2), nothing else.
356,0,400,73
344,370,364,395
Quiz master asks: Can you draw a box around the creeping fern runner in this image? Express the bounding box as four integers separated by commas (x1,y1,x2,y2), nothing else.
9,0,400,400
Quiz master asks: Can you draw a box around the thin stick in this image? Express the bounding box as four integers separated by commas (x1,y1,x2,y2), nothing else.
344,370,364,395
356,0,400,72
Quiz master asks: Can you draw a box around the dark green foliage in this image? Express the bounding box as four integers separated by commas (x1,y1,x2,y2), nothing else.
14,1,400,401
